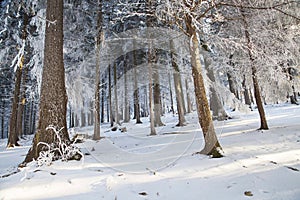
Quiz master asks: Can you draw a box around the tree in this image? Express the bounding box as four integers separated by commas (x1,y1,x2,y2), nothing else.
23,0,70,163
157,0,223,157
170,40,186,126
93,0,103,140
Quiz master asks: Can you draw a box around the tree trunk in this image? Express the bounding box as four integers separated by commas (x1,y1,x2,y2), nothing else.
101,81,105,123
93,0,103,140
153,68,165,126
227,72,239,99
185,77,192,113
81,102,86,127
24,0,70,163
186,16,223,157
170,40,186,126
242,74,251,106
242,10,269,130
113,63,120,125
108,65,114,127
7,11,29,147
1,100,5,139
123,60,130,123
133,49,142,123
168,73,175,114
148,53,156,136
203,50,228,121
7,56,23,147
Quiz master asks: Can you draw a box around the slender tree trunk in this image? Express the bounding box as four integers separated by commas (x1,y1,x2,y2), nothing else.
1,100,4,139
153,68,165,126
16,66,28,138
242,74,251,106
170,40,186,126
7,55,23,147
203,50,228,121
241,10,269,130
7,11,29,147
101,81,105,123
124,60,130,122
186,15,223,157
108,65,114,127
106,96,110,123
148,50,156,136
227,72,239,99
113,63,120,125
133,49,142,123
93,0,103,140
168,73,174,114
24,0,70,163
185,77,192,113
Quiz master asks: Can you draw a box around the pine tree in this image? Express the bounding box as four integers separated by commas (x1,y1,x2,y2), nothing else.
23,0,70,163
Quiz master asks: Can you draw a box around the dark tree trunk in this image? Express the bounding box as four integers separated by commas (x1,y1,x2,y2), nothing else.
7,56,22,147
1,100,5,139
93,0,103,140
153,68,165,126
242,75,251,106
101,81,105,123
170,40,186,126
168,73,174,114
241,10,269,130
148,46,156,136
7,11,29,147
23,0,70,163
108,65,114,127
185,77,192,113
133,48,142,123
123,61,130,123
113,63,120,125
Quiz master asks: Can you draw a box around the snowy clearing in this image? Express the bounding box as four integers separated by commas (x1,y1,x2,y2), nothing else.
1,104,300,200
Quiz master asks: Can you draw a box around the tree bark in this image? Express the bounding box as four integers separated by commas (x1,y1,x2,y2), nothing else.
101,80,105,123
148,51,156,136
168,73,175,114
170,40,186,126
1,100,5,139
133,48,142,123
93,0,103,140
113,63,120,125
242,74,251,106
7,11,29,147
123,59,130,123
203,50,228,121
7,60,22,147
241,10,269,130
186,15,223,157
185,77,192,113
24,0,70,163
108,65,114,127
153,68,165,126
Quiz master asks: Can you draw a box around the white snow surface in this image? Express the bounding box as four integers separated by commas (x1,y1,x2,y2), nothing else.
0,104,300,200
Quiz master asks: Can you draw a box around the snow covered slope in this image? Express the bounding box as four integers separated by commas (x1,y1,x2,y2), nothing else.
0,104,299,200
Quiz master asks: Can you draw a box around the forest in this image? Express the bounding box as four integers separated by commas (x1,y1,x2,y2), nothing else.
0,0,300,199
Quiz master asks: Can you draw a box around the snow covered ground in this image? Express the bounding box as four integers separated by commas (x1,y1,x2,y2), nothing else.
0,104,300,200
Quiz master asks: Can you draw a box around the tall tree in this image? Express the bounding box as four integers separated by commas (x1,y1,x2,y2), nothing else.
7,10,29,147
93,0,103,140
240,9,269,130
158,0,223,157
170,40,186,126
23,0,70,163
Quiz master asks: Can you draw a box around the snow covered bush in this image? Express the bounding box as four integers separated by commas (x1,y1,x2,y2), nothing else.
36,126,83,167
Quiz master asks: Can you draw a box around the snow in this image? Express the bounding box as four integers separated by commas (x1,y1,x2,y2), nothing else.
1,104,300,200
